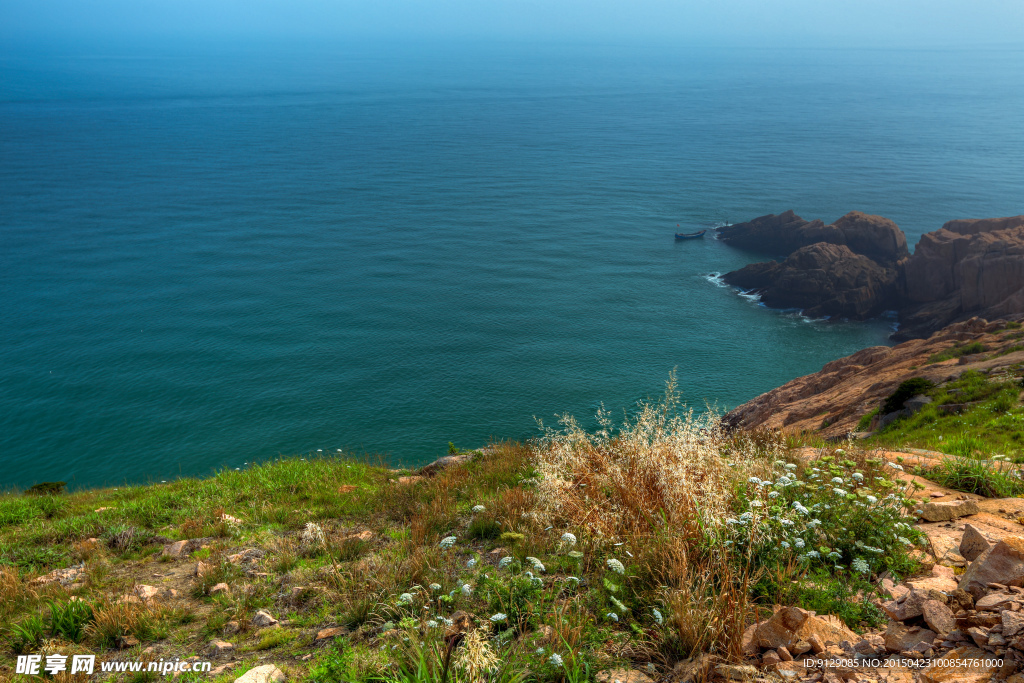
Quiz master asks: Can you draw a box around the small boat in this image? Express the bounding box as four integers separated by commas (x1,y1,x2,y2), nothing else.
675,229,707,240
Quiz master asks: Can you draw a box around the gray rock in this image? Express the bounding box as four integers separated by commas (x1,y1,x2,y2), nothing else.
234,665,285,683
251,610,278,628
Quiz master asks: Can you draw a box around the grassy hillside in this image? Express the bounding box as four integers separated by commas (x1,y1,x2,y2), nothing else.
1,381,931,682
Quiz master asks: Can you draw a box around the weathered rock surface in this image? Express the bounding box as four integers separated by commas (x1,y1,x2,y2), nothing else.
959,536,1024,598
961,524,993,562
717,210,909,264
919,499,980,522
595,669,655,683
723,317,1024,437
723,242,900,320
898,215,1024,340
753,606,858,651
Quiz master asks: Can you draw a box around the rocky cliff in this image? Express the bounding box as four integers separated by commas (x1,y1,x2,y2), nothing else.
722,317,1024,438
896,216,1024,340
718,211,1024,336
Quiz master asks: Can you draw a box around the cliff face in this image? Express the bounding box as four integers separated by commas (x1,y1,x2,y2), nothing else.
896,216,1024,340
722,317,1024,438
722,242,899,320
718,211,1024,338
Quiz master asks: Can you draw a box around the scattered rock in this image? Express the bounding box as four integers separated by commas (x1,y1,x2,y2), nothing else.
789,640,811,656
162,538,207,559
853,634,886,656
29,565,85,587
761,651,781,668
595,669,655,683
209,640,234,656
975,592,1015,611
210,583,230,596
314,627,348,645
883,622,936,653
672,654,716,683
906,575,959,594
345,530,373,542
418,453,474,476
223,620,241,635
233,665,286,683
251,610,279,628
776,646,793,662
227,548,265,565
960,525,992,562
117,635,140,649
918,500,980,522
921,647,999,683
195,561,213,577
922,600,957,635
753,607,858,652
967,626,989,647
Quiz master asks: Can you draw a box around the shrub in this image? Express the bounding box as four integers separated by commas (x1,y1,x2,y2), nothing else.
882,378,935,415
24,481,67,496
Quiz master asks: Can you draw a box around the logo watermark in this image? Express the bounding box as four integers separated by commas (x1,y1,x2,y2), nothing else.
15,654,212,676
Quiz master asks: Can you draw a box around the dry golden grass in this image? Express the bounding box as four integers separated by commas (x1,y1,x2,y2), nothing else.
85,598,159,647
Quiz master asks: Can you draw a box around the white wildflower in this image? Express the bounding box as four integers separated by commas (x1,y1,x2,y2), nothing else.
439,536,457,549
461,584,473,596
866,495,878,505
526,556,545,573
831,477,844,484
887,462,904,471
780,541,790,549
784,463,797,470
549,653,564,667
606,612,619,622
768,491,781,499
794,538,805,549
426,620,439,628
652,608,663,625
560,532,577,547
498,556,513,570
805,550,820,559
490,613,507,623
607,558,625,574
429,583,442,591
467,558,477,569
852,472,864,482
398,593,414,604
852,558,870,573
301,522,327,546
472,505,486,513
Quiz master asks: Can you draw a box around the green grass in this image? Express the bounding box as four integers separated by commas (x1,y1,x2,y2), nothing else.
927,341,988,364
916,456,1024,498
864,369,1024,459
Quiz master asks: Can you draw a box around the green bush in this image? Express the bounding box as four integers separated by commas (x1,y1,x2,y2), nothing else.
927,341,987,364
9,613,46,654
882,378,935,415
922,457,1024,498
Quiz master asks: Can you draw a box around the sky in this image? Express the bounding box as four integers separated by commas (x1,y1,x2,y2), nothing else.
2,0,1023,49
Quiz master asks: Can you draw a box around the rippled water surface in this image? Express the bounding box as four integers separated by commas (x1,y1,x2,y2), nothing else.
3,43,1023,488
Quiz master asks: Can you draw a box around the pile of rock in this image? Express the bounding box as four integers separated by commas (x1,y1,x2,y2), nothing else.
740,532,1024,683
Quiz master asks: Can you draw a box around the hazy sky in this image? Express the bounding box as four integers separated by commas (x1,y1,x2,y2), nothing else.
2,0,1023,48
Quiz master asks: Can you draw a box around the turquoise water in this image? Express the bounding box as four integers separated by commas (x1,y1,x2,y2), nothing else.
2,42,1023,489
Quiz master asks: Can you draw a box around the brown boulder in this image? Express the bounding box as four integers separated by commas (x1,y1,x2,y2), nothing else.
959,536,1024,598
752,606,857,651
883,622,936,653
920,645,1002,683
922,600,956,635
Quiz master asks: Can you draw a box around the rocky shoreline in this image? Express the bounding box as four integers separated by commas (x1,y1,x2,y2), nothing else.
717,211,1024,340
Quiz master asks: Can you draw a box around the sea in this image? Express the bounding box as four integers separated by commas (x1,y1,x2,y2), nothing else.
2,40,1023,489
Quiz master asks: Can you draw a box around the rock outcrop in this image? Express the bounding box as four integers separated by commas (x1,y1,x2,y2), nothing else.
723,317,1024,438
897,216,1024,340
718,211,1024,335
722,242,899,320
717,210,909,264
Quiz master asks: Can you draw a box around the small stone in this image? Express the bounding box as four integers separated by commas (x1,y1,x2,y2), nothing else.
233,664,286,683
162,539,193,559
314,626,348,644
976,593,1015,611
807,634,825,654
210,582,230,596
210,640,234,655
988,632,1008,647
960,525,991,562
195,561,213,577
883,622,936,653
223,620,241,634
714,664,758,681
117,635,140,649
776,646,793,661
136,585,160,601
761,651,782,668
853,634,885,656
251,610,278,628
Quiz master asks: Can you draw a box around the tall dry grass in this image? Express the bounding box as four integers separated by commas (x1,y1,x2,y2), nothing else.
533,372,777,660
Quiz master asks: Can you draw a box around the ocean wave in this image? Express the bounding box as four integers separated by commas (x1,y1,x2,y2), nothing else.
702,272,728,288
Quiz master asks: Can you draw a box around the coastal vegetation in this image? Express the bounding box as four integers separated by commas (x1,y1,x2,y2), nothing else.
0,376,929,682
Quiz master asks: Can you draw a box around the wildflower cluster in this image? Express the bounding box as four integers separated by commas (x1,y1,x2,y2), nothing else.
732,455,925,574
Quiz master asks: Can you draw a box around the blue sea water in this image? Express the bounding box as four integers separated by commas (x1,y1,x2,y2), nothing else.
2,41,1023,489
